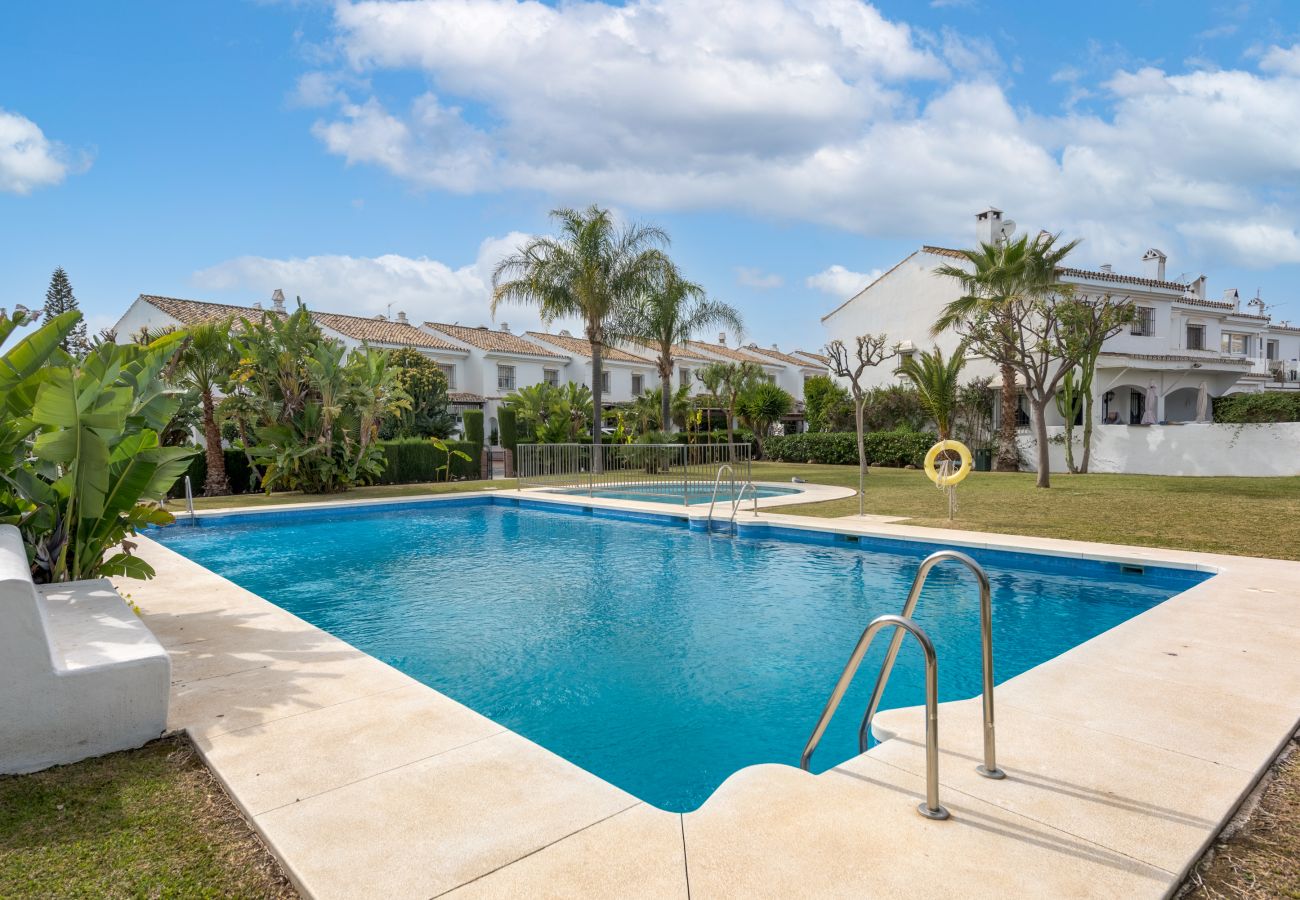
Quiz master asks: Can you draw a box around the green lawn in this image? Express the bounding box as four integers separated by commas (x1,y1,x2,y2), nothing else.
761,462,1300,561
0,735,295,899
167,466,1300,561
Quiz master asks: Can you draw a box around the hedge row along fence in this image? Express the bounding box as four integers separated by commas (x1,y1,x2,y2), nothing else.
174,438,483,497
1213,392,1300,423
763,430,938,468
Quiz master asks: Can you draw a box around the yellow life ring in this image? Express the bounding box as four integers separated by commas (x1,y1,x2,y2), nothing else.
924,440,972,487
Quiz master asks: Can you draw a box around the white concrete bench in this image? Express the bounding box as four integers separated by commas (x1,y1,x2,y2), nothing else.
0,524,170,774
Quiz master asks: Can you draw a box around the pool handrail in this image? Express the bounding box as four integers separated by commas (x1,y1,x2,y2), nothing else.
729,480,759,524
800,613,948,820
705,464,738,527
859,549,1004,779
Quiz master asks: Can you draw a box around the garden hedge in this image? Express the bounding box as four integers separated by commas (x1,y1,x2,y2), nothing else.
763,430,937,468
462,409,484,449
499,408,518,455
373,438,481,484
1213,392,1300,423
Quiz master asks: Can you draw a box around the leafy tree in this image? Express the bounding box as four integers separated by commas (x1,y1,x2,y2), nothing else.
230,307,409,493
380,348,456,439
899,345,967,440
42,267,88,356
935,233,1085,487
492,205,667,469
826,333,900,516
803,374,851,433
618,262,742,430
173,320,237,496
954,376,995,452
737,381,793,458
500,382,593,443
1056,294,1134,472
695,360,766,456
861,383,927,433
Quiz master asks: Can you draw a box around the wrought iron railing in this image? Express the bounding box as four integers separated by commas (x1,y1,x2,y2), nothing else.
516,443,752,504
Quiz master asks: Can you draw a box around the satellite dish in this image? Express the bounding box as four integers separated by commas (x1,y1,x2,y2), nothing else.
1000,220,1017,240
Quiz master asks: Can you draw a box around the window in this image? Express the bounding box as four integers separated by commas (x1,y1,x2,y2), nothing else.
678,366,692,386
437,364,456,389
1131,307,1155,336
497,364,516,391
1221,332,1249,356
543,368,560,387
1186,324,1205,351
1267,339,1280,361
632,373,644,394
600,371,611,393
1129,391,1145,425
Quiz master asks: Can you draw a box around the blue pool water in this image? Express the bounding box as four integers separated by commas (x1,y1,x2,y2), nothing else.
154,498,1209,812
553,483,802,504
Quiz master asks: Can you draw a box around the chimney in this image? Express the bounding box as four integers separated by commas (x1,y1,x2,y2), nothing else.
718,332,727,346
1224,288,1240,310
1188,275,1207,301
396,310,408,324
500,322,510,333
1141,248,1167,281
271,288,286,313
771,343,779,350
373,314,387,320
253,302,263,310
1099,263,1113,273
975,207,1003,245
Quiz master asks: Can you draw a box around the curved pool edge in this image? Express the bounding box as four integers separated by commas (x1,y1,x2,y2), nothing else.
122,489,1300,898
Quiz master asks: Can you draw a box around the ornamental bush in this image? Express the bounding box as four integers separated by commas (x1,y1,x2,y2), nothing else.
499,408,518,455
373,438,480,484
462,409,484,449
764,430,937,468
1213,392,1300,423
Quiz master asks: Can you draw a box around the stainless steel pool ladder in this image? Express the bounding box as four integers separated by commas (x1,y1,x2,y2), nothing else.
861,550,1004,780
705,464,737,527
800,614,949,820
183,475,196,525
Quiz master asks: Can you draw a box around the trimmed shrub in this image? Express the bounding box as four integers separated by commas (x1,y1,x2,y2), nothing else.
373,438,480,484
764,430,937,468
1213,392,1300,423
462,409,484,449
499,408,518,455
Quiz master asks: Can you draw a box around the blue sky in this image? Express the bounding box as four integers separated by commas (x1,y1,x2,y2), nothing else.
3,0,1299,347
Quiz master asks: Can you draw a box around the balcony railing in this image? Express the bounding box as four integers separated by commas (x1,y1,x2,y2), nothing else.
516,442,752,504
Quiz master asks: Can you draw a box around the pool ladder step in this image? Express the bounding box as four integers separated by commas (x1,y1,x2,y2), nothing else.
704,465,759,533
800,550,1003,820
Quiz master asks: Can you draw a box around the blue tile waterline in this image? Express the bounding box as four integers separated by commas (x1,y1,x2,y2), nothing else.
154,496,1211,812
549,484,803,505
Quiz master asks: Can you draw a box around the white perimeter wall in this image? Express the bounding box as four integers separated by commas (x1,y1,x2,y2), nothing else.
1018,423,1300,476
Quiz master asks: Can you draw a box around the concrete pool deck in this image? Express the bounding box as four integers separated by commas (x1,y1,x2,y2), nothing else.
117,489,1300,899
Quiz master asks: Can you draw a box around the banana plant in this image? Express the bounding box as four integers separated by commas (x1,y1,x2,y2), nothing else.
429,436,472,482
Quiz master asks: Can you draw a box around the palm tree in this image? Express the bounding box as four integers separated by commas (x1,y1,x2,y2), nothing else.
492,206,668,466
696,360,766,454
174,320,236,496
737,381,794,459
619,262,742,431
900,345,967,440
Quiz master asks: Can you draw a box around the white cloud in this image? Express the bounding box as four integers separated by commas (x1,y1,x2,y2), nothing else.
735,267,784,289
806,264,882,297
1179,221,1300,267
191,232,580,335
0,109,82,195
301,3,1300,271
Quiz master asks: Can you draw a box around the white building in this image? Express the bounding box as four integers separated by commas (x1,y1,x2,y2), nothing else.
823,208,1300,429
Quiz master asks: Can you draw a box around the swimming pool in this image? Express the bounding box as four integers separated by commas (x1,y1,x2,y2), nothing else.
154,497,1210,812
549,482,803,504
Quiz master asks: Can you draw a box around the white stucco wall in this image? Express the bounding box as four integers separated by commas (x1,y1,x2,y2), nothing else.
1018,423,1300,476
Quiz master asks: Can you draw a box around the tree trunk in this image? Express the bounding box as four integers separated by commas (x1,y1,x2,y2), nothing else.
855,396,868,516
200,389,230,496
726,398,737,461
590,337,604,474
1080,390,1094,474
659,358,672,432
996,362,1019,472
1031,399,1051,488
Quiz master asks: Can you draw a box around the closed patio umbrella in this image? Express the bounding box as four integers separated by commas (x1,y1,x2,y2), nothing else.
1195,381,1210,423
1141,384,1158,425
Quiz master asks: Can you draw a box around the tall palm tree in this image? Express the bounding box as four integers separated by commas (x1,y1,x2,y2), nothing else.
619,262,743,431
900,345,967,440
174,320,236,496
492,206,668,466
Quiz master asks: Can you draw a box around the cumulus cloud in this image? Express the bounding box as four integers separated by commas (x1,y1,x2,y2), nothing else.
806,264,883,298
192,233,580,335
301,2,1300,271
736,267,784,289
0,109,82,195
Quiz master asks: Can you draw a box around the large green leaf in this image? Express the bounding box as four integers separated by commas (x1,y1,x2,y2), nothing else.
0,311,81,394
99,553,156,580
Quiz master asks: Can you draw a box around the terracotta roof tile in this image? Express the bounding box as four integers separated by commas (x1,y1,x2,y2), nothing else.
525,331,652,363
741,344,819,367
623,340,712,362
138,294,267,324
794,350,830,365
448,391,485,403
311,312,464,351
682,339,780,366
921,245,968,260
424,322,565,357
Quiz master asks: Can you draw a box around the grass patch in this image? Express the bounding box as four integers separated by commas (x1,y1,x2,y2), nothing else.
0,734,296,899
754,462,1300,561
167,477,516,511
1181,736,1300,899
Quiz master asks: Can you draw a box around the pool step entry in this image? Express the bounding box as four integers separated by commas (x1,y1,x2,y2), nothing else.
800,550,1004,821
704,465,760,534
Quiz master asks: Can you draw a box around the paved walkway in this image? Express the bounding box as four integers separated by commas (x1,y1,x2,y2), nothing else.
118,491,1300,898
